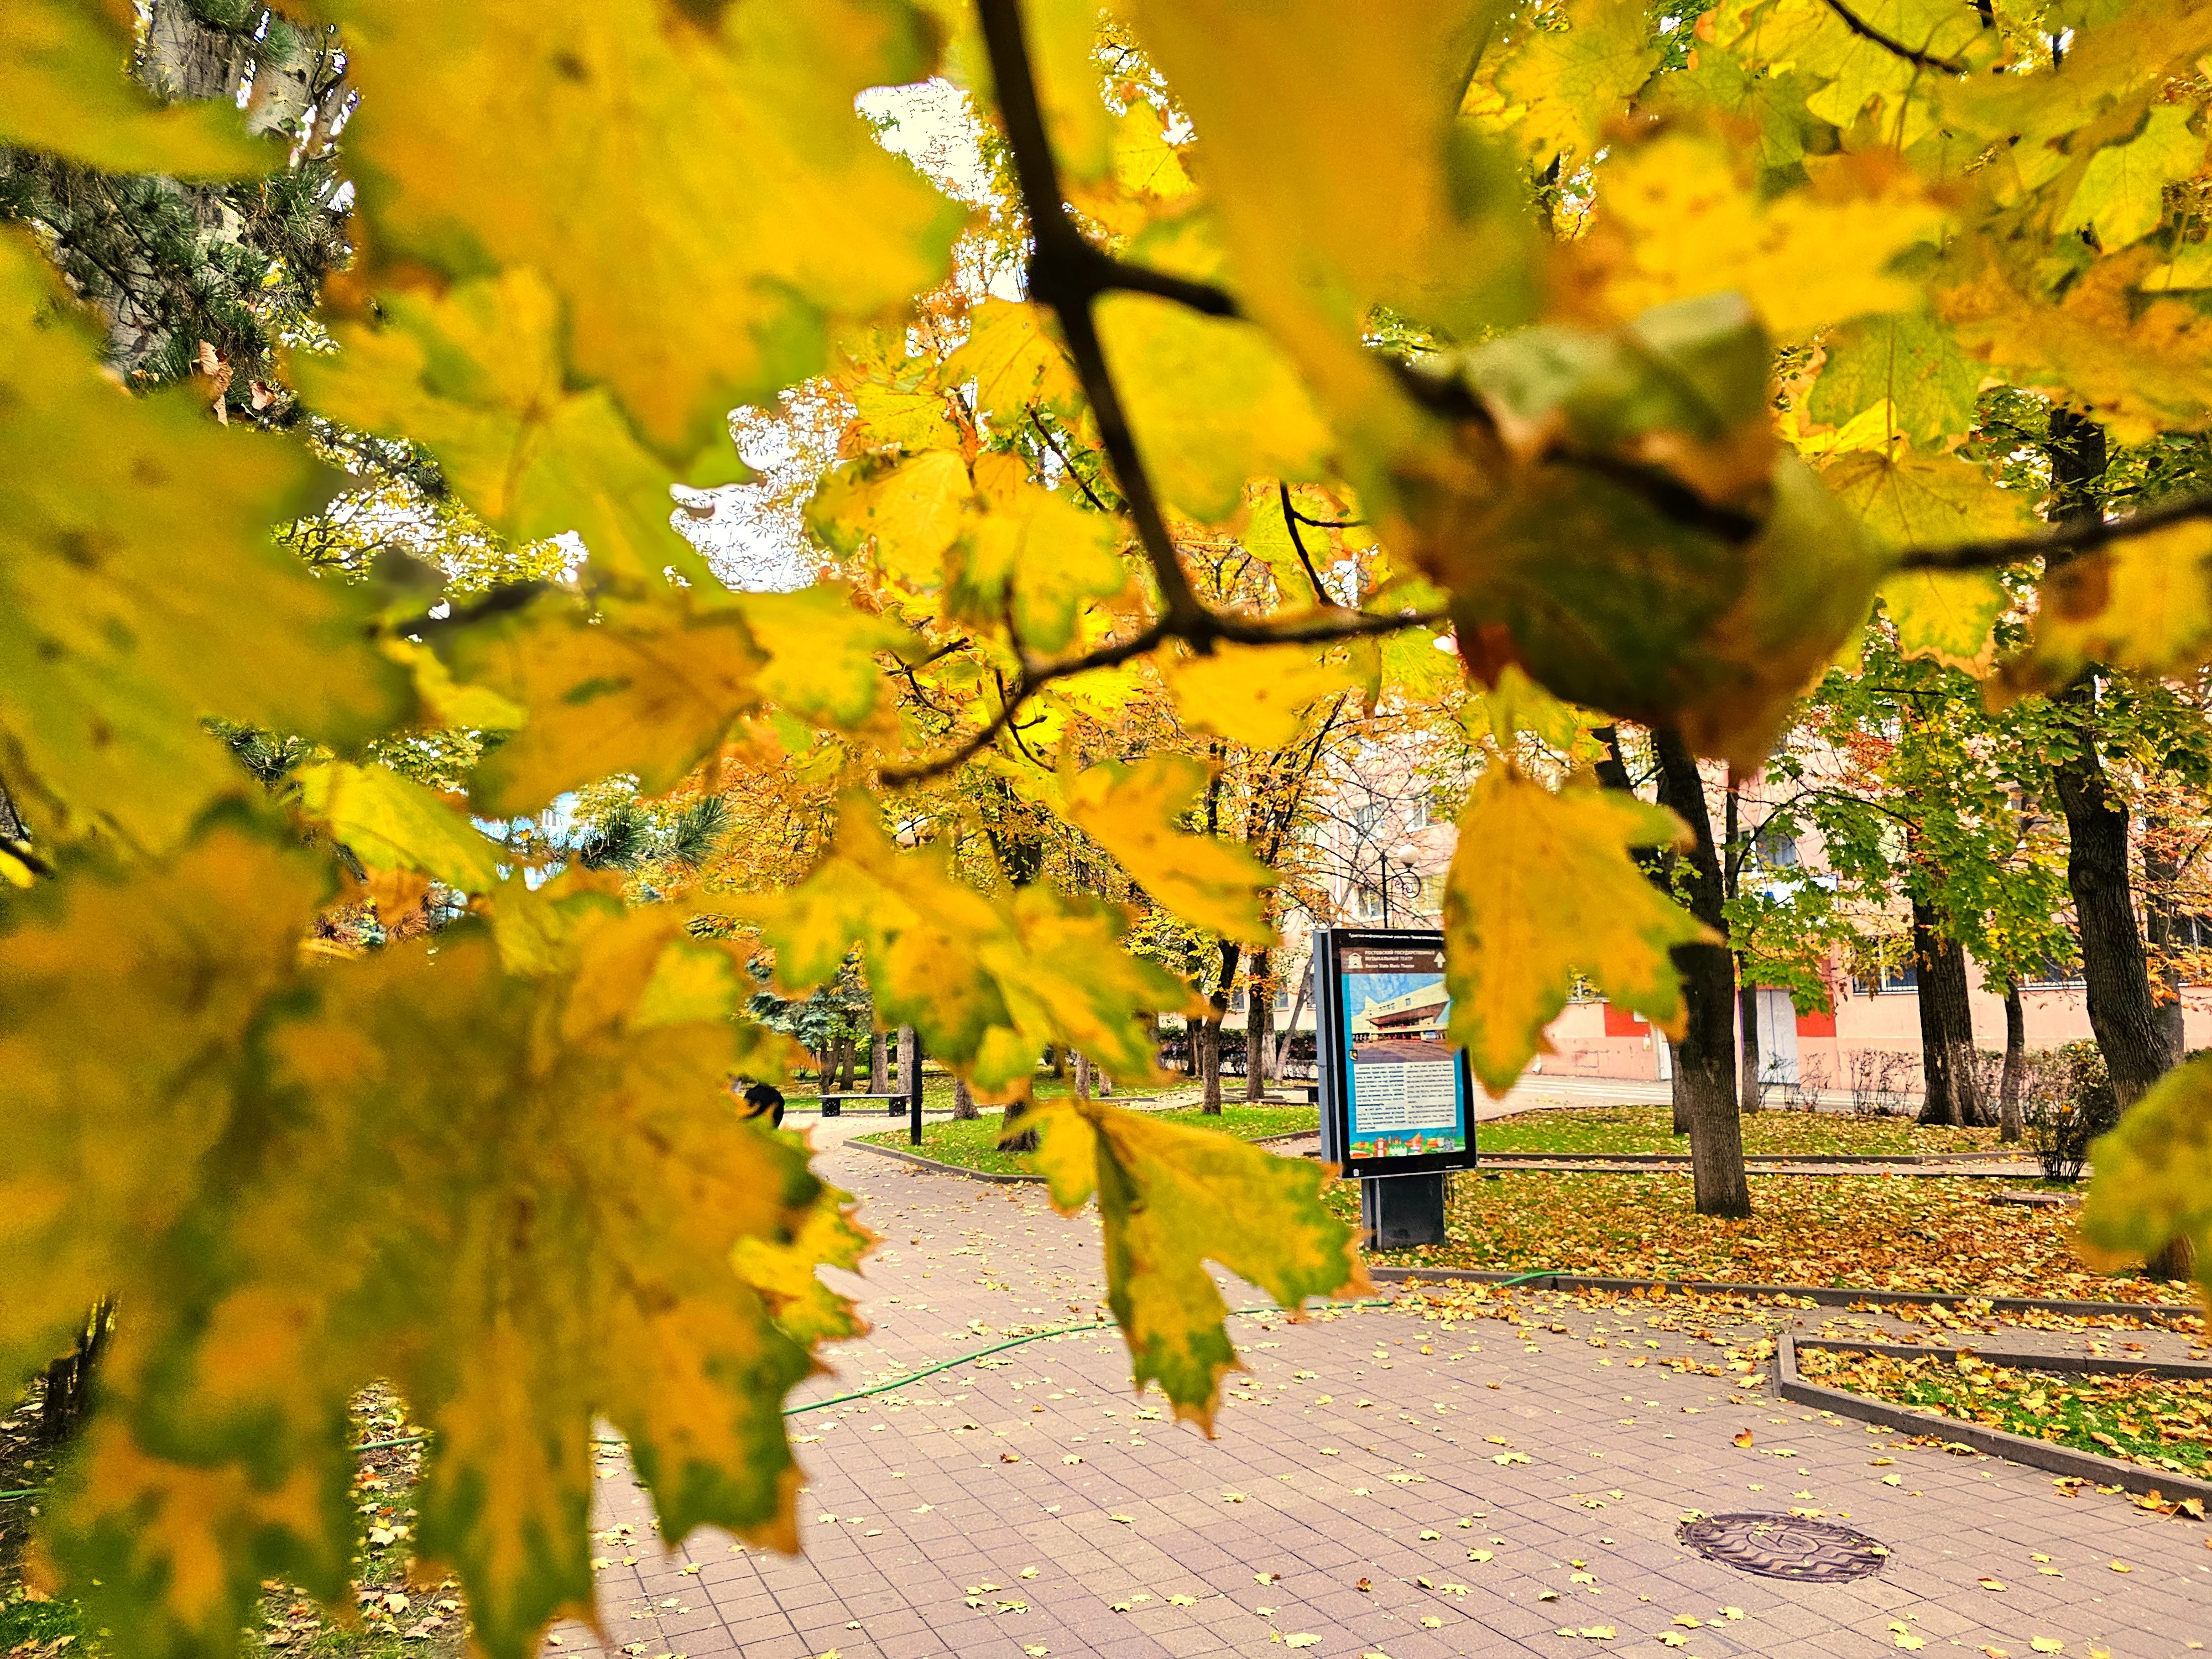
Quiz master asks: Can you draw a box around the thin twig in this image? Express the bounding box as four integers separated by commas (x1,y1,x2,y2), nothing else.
1030,408,1112,514
1897,489,2212,572
1820,0,1969,75
881,604,1446,785
1279,481,1334,607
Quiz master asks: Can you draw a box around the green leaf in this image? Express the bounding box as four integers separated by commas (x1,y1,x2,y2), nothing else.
0,233,408,850
2082,1053,2212,1312
1060,754,1276,945
0,0,277,177
2056,101,2206,251
1442,767,1709,1094
1025,1097,1369,1427
1808,311,1984,448
321,0,964,458
1476,0,1665,168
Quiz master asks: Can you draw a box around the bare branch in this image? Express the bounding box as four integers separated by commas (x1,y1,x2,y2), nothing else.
879,604,1447,785
1897,489,2212,572
1819,0,1968,74
1278,481,1334,607
1,834,55,879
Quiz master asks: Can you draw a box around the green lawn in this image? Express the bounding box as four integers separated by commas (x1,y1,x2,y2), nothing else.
1798,1346,2212,1478
855,1102,1318,1176
781,1073,1089,1112
1478,1104,2007,1158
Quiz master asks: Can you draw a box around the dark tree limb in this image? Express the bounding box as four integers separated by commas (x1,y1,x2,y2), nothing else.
1819,0,1969,74
1896,489,2212,572
1279,481,1335,607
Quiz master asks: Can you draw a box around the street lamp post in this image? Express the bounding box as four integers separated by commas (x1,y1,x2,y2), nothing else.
1389,843,1421,927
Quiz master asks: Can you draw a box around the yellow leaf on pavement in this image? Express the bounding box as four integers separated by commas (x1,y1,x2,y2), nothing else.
1443,768,1709,1095
1060,754,1276,945
1026,1096,1369,1427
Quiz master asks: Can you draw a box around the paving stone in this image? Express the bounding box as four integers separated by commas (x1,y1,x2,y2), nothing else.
539,1126,2212,1659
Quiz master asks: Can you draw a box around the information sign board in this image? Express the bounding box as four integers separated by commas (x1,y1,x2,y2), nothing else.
1314,926,1477,1177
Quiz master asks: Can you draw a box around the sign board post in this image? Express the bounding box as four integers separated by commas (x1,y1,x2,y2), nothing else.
1312,927,1477,1250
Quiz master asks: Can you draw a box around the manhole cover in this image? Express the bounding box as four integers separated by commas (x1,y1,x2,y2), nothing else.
1677,1512,1891,1582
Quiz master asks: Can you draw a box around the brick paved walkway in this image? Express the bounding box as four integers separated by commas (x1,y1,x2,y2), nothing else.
552,1130,2212,1659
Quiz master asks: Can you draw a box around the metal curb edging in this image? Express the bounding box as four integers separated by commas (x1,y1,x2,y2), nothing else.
1775,1333,2212,1509
849,1140,1047,1184
1367,1266,2204,1326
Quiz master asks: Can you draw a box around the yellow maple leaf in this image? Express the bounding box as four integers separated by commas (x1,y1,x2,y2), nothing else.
2080,1053,2212,1312
1059,754,1277,945
0,0,276,176
1442,766,1710,1095
1097,292,1334,525
1822,450,2033,672
294,269,720,596
1025,1096,1369,1427
1590,129,1948,338
293,759,504,894
0,232,406,849
320,0,962,458
1166,643,1361,749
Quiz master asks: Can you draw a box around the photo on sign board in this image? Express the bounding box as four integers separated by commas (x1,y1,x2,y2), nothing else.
1340,944,1467,1161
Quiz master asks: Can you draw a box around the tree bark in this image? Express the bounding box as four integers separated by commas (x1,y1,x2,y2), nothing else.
40,1300,113,1446
1737,973,1761,1110
1911,896,1977,1128
1999,979,2026,1143
1274,952,1311,1078
837,1033,858,1091
1244,947,1274,1102
952,1076,978,1120
1594,726,1698,1138
870,1029,889,1094
1000,1102,1038,1152
2142,823,2189,1063
1074,1051,1092,1102
1201,938,1241,1114
1651,730,1750,1217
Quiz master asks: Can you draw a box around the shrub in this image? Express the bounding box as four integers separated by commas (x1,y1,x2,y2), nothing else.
2022,1040,2121,1182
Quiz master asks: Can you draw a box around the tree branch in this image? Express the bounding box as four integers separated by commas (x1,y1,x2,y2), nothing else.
1,834,55,879
880,604,1445,785
1819,0,1968,74
1896,489,2212,571
978,0,1224,638
1278,481,1334,607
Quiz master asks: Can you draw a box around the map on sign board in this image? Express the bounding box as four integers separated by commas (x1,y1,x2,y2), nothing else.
1340,945,1466,1161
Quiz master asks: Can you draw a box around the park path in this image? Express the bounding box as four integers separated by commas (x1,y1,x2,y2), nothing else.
548,1133,2212,1659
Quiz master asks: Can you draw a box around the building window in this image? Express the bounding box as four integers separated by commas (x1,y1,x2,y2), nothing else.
1275,987,1292,1012
1353,799,1385,835
1355,886,1383,920
1229,987,1246,1014
1850,949,1918,995
1753,827,1800,869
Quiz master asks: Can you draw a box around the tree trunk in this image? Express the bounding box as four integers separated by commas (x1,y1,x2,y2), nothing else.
1202,939,1242,1114
1245,947,1274,1103
2143,825,2189,1063
1594,726,1699,1139
1074,1052,1092,1102
952,1076,978,1120
870,1029,889,1094
40,1300,113,1446
1999,980,2026,1143
837,1033,857,1091
1737,972,1761,1110
142,0,252,101
1651,729,1750,1217
1274,952,1311,1078
1000,1103,1038,1153
1911,896,1976,1128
